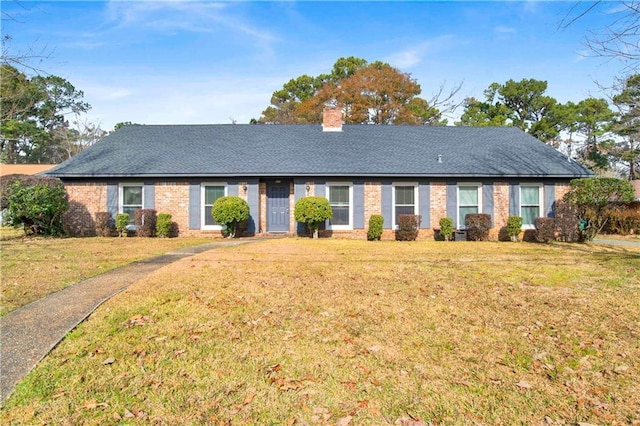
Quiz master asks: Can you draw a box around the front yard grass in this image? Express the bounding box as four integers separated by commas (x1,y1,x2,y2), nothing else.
2,239,639,424
0,237,211,316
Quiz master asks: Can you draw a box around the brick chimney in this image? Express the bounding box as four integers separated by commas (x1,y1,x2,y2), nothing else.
322,106,343,132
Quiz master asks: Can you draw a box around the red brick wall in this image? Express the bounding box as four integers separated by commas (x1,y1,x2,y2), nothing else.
364,182,381,227
63,183,107,236
154,182,192,236
429,182,447,228
62,180,569,240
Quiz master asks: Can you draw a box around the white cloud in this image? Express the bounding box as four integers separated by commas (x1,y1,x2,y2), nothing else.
76,70,284,129
384,35,456,70
103,1,276,43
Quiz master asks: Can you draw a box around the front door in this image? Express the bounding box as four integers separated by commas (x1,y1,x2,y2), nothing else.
267,181,290,233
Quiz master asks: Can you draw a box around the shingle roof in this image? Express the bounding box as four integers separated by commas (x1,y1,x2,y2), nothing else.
46,124,593,179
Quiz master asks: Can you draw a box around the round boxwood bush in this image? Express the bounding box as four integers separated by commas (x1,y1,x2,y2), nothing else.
211,196,250,238
294,196,332,239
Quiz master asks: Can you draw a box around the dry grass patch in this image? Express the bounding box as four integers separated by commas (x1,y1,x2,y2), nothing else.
0,237,211,316
2,240,639,424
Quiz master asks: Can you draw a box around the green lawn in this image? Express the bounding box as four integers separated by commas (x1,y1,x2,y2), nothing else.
2,239,639,424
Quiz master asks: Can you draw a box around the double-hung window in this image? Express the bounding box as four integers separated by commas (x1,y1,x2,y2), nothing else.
458,185,481,228
202,184,226,230
520,184,543,228
120,184,143,224
393,183,418,228
327,183,352,230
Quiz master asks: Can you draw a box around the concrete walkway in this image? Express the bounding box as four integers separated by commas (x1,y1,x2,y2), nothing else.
0,239,257,405
593,238,640,247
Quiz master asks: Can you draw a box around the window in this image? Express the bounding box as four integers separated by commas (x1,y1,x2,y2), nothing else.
120,184,143,223
327,183,352,230
393,184,418,228
458,185,481,228
520,185,542,228
202,184,226,229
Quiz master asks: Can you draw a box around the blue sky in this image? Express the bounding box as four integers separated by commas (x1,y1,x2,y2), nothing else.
2,1,623,130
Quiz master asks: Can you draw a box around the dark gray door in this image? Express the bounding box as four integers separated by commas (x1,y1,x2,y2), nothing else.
267,182,290,232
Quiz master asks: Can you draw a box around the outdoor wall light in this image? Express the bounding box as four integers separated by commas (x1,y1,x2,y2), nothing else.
306,185,310,191
243,185,248,191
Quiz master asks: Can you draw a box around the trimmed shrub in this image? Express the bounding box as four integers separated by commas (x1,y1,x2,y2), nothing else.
156,213,173,238
563,177,635,241
135,209,157,237
465,213,491,241
396,214,421,241
115,213,130,237
367,214,384,241
6,180,68,236
95,212,115,237
439,217,454,241
294,196,332,239
535,217,556,243
211,196,250,238
603,202,640,235
555,200,580,242
506,216,522,242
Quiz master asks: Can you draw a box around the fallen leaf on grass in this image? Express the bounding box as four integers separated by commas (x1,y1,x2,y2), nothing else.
342,381,357,391
243,392,256,405
516,380,533,389
336,415,353,425
613,365,629,374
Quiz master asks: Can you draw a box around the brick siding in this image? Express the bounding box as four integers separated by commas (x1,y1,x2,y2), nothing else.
429,182,447,229
62,179,571,240
63,183,107,236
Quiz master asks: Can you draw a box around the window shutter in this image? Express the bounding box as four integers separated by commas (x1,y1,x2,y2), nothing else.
294,179,307,234
353,181,364,229
483,183,494,227
446,182,456,228
381,181,392,229
227,179,238,196
544,183,556,217
189,182,201,230
419,182,430,229
246,179,259,234
509,182,520,216
107,183,118,217
143,183,155,209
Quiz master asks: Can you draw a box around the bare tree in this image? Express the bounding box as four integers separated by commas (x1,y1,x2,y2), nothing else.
560,1,640,73
1,1,53,73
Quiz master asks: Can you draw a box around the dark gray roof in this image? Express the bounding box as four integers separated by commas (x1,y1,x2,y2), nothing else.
46,124,593,179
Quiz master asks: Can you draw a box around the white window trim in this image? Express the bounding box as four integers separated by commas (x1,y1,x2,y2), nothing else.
201,182,227,231
519,183,544,230
457,183,483,229
326,182,353,231
392,182,419,230
118,183,144,214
